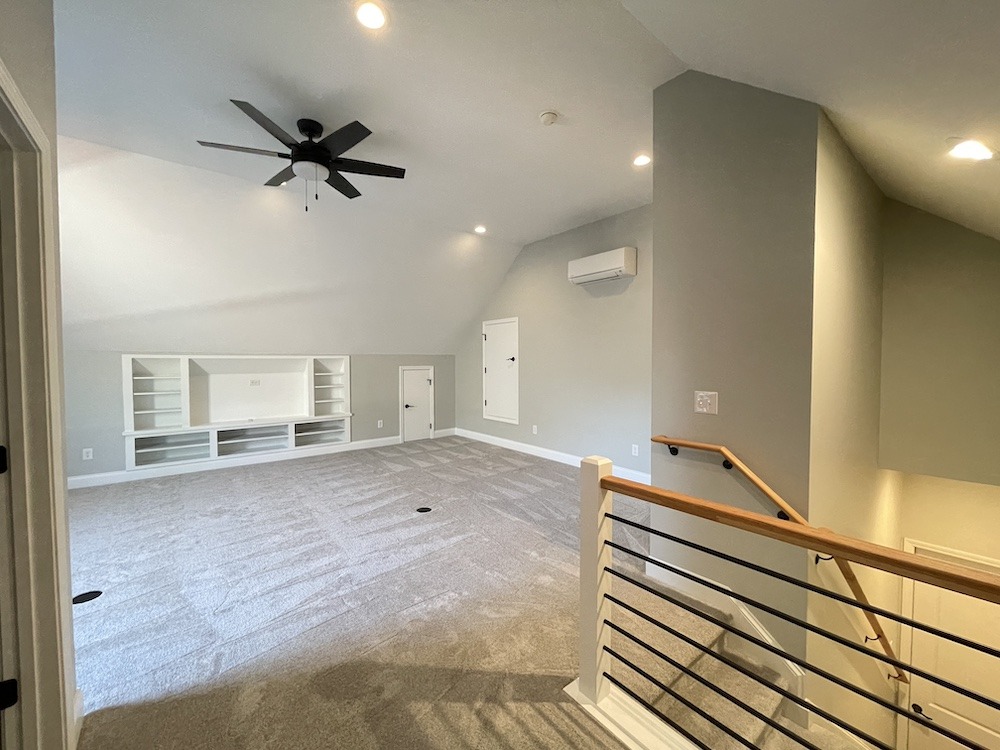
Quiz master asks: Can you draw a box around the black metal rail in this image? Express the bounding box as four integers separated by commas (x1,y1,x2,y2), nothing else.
605,621,821,750
606,569,989,750
607,511,1000,662
606,539,1000,715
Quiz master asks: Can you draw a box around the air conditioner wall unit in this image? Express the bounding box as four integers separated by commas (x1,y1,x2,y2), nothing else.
568,246,637,285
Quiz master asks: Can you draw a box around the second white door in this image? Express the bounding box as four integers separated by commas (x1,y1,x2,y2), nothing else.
401,367,434,442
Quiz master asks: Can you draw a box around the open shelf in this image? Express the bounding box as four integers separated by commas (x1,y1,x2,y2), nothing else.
124,354,351,469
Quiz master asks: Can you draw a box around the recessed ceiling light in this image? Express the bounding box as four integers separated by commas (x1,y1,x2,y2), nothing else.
633,154,652,167
948,140,993,161
474,225,487,234
356,2,386,29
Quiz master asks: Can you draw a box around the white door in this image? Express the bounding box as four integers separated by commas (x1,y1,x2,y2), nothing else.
482,318,518,424
400,367,434,442
902,542,1000,749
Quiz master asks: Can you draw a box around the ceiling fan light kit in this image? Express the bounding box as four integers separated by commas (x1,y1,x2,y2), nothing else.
197,100,406,208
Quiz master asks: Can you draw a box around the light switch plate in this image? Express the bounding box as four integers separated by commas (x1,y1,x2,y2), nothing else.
694,391,718,415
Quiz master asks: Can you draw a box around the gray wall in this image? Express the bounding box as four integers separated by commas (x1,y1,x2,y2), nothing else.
649,71,820,658
1,0,57,139
455,205,652,474
63,349,454,477
807,114,899,744
880,200,1000,487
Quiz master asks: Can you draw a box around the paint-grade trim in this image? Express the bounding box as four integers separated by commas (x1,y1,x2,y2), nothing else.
433,428,457,438
453,428,651,483
564,678,698,750
67,436,403,489
71,690,84,750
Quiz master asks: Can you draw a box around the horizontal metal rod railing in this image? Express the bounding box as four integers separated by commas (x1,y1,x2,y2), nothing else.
603,673,713,750
607,646,759,750
607,512,1000,661
605,622,821,750
607,573,988,750
607,540,1000,714
602,474,1000,605
605,589,895,750
652,435,905,680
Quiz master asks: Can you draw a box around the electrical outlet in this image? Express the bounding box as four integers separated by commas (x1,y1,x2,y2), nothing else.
82,448,93,461
695,391,719,415
631,444,639,457
249,379,261,387
377,419,383,429
532,425,538,435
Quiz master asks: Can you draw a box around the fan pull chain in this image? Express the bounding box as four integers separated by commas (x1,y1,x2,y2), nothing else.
304,178,309,212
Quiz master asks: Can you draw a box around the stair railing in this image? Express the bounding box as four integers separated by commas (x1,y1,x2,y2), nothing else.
570,455,1000,750
652,435,906,683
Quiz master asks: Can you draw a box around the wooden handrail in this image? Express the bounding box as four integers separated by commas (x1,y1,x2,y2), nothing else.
649,436,912,682
602,475,1000,605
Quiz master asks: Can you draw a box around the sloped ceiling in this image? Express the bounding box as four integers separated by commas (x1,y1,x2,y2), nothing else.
54,1,682,351
622,0,1000,242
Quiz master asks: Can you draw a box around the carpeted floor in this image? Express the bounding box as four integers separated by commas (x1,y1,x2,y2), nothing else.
69,437,653,749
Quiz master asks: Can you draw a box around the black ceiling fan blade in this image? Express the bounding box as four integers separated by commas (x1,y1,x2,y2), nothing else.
331,157,405,179
318,121,372,157
265,165,296,187
326,171,361,199
230,100,299,148
197,141,291,159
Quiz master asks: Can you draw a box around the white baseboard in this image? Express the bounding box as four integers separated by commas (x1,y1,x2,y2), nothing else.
67,435,403,489
564,679,698,750
454,428,651,484
433,428,457,438
70,689,84,749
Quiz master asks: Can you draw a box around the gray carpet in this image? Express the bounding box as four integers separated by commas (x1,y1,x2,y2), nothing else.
70,437,659,749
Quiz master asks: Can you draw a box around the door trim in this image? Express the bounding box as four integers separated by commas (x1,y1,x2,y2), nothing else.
896,539,1000,749
399,366,434,442
482,317,519,425
0,54,75,750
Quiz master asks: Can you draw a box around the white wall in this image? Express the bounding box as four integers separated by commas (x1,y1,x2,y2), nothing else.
650,71,820,658
807,113,900,745
880,200,1000,487
455,205,652,474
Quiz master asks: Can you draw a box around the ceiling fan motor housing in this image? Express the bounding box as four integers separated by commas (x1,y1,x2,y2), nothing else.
297,118,324,141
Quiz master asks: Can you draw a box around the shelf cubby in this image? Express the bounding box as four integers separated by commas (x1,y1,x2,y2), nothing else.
124,354,351,470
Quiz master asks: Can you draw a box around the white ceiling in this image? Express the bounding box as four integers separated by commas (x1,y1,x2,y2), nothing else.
622,0,1000,242
53,0,682,248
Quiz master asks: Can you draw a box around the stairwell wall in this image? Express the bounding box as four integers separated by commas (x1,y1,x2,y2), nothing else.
649,71,819,659
807,113,901,746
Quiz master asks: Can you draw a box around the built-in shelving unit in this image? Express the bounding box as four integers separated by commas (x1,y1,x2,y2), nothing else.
123,355,351,470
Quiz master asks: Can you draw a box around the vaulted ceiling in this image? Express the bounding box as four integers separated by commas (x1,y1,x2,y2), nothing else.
54,0,1000,348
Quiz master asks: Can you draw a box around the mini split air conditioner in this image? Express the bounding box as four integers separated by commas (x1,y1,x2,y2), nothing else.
567,246,637,285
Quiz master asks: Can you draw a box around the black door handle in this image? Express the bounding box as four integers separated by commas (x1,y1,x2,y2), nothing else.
404,404,413,409
507,357,516,362
912,704,933,722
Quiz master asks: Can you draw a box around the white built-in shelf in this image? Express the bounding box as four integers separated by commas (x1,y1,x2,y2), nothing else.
123,354,351,469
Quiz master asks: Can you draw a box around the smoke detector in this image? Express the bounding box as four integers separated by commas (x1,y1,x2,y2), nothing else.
539,110,560,126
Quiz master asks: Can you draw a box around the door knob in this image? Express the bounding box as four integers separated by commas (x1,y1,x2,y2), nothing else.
507,357,516,362
404,404,413,409
911,704,933,722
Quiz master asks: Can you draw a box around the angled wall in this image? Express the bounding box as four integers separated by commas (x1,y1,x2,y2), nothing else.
454,205,652,475
650,71,820,657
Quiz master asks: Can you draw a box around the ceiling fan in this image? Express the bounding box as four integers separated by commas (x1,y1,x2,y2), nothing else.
198,99,405,201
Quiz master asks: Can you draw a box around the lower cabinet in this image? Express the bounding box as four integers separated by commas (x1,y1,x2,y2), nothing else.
126,417,351,470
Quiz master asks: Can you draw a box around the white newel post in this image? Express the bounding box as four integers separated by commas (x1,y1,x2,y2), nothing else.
579,456,614,703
